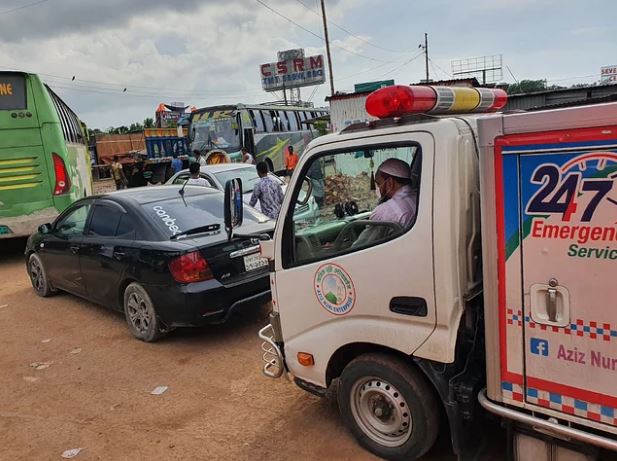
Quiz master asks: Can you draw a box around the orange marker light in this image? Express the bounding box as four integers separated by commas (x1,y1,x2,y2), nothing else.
297,352,315,367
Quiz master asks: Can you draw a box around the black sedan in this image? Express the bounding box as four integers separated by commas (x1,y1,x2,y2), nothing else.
25,185,274,342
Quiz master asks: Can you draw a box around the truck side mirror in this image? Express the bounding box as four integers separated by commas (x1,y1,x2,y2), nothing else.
297,177,313,206
224,178,243,241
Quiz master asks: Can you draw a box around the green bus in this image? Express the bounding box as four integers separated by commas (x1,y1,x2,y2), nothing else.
0,71,93,239
188,104,329,172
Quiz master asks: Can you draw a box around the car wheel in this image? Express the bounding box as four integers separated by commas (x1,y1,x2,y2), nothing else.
123,282,165,342
337,353,440,461
28,253,56,297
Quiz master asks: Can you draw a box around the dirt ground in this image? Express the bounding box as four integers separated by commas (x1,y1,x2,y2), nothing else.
0,239,502,461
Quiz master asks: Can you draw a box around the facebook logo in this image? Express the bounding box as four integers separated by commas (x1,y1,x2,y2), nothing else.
530,338,549,356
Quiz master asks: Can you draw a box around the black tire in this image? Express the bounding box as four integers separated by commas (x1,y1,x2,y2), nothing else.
337,353,440,461
123,282,165,342
27,253,56,297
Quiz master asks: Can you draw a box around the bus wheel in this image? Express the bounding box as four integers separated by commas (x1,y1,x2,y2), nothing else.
337,353,439,461
28,253,56,297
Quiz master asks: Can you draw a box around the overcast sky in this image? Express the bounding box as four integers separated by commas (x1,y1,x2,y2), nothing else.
1,0,616,129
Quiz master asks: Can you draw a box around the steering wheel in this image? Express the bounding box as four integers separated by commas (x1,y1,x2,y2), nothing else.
333,221,364,251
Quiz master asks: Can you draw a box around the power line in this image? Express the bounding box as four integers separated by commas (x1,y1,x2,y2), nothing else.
428,58,452,79
253,0,390,63
380,51,425,77
293,0,406,54
0,0,50,15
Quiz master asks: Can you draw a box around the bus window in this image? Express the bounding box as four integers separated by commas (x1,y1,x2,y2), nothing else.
252,110,266,133
288,111,300,131
270,110,283,132
278,110,291,131
262,110,274,132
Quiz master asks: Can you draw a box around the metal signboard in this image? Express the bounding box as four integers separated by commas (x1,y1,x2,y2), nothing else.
601,65,617,84
260,53,326,92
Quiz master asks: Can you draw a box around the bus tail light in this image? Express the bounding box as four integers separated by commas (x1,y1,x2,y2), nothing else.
52,153,71,195
169,251,214,283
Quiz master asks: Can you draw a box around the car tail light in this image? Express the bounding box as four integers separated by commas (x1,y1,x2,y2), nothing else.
168,251,213,283
365,85,509,118
52,153,71,195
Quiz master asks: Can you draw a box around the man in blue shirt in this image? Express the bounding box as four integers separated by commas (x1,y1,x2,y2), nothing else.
249,161,284,220
171,153,183,175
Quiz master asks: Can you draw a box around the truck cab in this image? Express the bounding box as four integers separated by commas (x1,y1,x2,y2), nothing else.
258,85,617,460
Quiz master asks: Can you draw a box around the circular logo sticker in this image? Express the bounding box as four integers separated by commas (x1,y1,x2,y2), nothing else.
314,263,356,315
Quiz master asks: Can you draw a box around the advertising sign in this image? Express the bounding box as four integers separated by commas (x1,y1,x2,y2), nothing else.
601,65,617,84
260,52,326,92
496,131,617,427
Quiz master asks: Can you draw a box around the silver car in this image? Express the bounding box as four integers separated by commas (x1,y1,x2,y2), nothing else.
166,164,319,222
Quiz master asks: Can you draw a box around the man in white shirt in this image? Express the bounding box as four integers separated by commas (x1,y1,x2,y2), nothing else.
186,162,209,187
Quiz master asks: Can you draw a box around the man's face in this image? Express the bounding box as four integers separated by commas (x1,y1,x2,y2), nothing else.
375,172,394,199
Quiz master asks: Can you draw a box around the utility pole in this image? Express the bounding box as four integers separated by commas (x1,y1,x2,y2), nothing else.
320,0,335,96
424,33,429,83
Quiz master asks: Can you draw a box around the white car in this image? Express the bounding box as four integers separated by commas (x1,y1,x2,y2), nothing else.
166,164,319,222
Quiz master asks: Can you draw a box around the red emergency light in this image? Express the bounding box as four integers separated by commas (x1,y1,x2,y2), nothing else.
365,85,508,119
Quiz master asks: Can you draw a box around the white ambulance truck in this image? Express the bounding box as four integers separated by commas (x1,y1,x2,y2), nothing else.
255,85,617,460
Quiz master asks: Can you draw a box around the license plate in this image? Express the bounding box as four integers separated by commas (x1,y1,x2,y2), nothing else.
244,253,268,271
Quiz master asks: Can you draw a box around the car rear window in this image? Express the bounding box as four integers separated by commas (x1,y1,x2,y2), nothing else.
213,168,283,193
141,191,268,238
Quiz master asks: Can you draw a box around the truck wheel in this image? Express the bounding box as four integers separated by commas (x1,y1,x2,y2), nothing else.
123,282,165,342
28,253,56,297
337,353,439,461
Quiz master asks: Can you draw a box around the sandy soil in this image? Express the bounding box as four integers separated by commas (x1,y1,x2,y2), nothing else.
0,239,500,460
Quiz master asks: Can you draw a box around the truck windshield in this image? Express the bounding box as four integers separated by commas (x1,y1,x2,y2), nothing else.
191,115,239,151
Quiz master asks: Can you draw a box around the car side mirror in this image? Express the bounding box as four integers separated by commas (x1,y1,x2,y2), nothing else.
38,223,52,234
296,177,313,206
224,178,243,241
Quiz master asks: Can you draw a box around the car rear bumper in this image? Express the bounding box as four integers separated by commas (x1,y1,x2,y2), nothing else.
146,273,271,327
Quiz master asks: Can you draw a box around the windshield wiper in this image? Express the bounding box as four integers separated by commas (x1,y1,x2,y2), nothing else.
170,223,221,240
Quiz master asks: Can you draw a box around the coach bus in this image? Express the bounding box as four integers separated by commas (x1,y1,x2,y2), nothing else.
0,71,93,239
188,103,328,172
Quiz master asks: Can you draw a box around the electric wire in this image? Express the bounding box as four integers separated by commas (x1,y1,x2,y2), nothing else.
293,0,407,54
0,0,50,15
253,0,391,63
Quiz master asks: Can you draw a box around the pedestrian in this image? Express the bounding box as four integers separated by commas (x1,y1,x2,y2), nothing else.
249,161,284,220
129,161,148,188
171,153,183,175
186,162,209,187
111,155,127,190
242,147,255,164
284,145,299,177
194,149,207,167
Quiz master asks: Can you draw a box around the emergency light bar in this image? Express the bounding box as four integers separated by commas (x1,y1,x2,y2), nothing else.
365,85,508,119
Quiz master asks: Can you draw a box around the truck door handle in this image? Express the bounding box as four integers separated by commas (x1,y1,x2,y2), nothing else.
113,250,126,260
546,278,558,322
70,245,80,254
390,297,427,317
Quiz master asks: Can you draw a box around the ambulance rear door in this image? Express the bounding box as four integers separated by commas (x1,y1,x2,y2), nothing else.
500,123,617,432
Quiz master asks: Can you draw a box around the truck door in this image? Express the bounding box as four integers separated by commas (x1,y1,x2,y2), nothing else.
515,130,617,429
272,132,436,384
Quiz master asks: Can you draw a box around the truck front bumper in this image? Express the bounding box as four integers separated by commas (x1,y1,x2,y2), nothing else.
258,312,287,379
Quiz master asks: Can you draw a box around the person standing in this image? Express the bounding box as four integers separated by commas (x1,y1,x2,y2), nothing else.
242,147,255,164
307,158,325,207
194,150,207,167
249,161,284,220
111,155,127,190
171,153,183,175
284,145,299,177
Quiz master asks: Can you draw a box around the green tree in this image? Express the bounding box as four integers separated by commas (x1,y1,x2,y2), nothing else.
143,117,155,128
507,79,547,94
129,122,143,133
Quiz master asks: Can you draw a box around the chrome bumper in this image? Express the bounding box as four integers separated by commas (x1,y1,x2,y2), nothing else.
478,388,617,452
